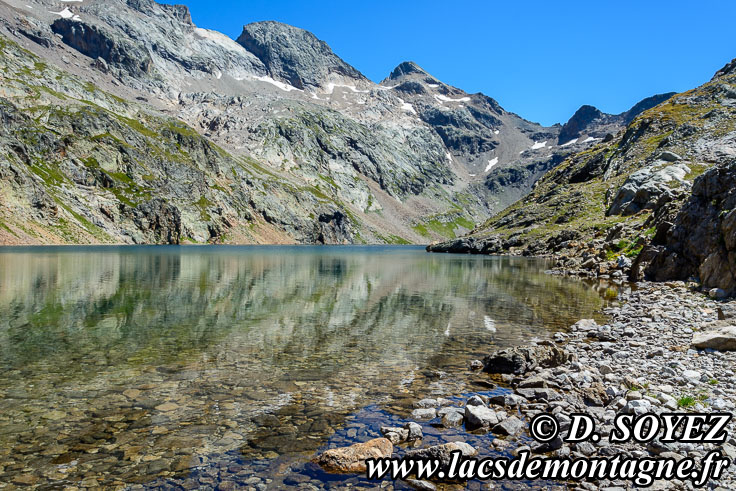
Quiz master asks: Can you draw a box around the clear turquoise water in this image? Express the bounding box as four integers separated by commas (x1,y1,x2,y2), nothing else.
0,246,608,487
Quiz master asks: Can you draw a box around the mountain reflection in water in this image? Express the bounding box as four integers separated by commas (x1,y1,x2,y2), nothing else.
0,246,608,487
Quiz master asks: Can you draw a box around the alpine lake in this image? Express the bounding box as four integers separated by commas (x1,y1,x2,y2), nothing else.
0,245,616,489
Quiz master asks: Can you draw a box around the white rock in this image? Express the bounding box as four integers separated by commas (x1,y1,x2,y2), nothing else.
681,369,702,382
692,326,736,351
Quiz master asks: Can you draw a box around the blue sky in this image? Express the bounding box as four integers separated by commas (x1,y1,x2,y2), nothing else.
165,0,736,126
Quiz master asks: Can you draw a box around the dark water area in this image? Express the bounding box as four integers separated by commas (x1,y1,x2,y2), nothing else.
0,245,612,488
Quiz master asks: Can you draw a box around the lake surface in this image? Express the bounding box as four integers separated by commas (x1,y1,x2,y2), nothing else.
0,246,611,488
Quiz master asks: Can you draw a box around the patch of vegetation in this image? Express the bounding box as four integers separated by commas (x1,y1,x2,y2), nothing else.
376,233,411,245
677,395,696,408
29,161,68,187
603,288,619,300
194,196,212,222
685,163,709,181
318,174,338,189
412,214,475,239
0,221,17,237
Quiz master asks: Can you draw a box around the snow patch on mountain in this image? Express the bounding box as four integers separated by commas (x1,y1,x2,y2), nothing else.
253,75,301,92
434,94,471,103
485,158,499,172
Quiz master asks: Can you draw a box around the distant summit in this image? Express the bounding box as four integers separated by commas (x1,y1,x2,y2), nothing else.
387,61,428,80
236,21,367,90
558,93,676,144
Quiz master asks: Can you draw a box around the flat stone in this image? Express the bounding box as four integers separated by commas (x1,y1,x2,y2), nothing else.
681,370,702,382
155,402,179,412
516,387,562,402
441,411,464,428
123,389,142,399
314,438,393,474
404,479,437,491
411,408,437,420
692,326,736,351
413,398,438,409
43,410,66,421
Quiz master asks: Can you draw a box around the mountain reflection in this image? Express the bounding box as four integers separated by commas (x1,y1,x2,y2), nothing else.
0,246,604,373
0,246,607,486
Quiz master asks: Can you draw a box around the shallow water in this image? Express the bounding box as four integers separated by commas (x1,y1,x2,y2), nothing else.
0,246,609,488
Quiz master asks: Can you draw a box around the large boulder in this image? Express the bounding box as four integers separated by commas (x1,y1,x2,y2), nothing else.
482,345,571,375
607,162,690,216
426,235,503,254
692,324,736,351
314,438,393,474
464,404,499,430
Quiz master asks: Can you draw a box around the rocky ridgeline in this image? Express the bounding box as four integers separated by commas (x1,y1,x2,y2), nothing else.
315,283,736,489
0,0,677,245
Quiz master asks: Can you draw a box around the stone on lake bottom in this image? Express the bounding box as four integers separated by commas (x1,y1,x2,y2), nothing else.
411,408,437,420
155,402,179,412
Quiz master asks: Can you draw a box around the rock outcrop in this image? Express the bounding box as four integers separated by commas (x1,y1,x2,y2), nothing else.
641,159,736,293
50,19,153,77
692,323,736,351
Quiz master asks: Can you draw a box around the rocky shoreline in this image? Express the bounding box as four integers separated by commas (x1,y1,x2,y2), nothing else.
315,281,736,490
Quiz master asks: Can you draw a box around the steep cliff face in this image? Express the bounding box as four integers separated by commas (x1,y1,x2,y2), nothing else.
429,57,736,279
236,21,367,91
0,36,365,245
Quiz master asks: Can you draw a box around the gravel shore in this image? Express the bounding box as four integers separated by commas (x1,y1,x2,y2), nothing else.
335,281,736,490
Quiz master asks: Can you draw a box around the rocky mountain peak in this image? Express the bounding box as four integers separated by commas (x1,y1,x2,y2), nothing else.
558,105,604,143
558,93,676,145
713,57,736,80
124,0,191,23
159,3,193,24
387,61,428,80
236,21,367,90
